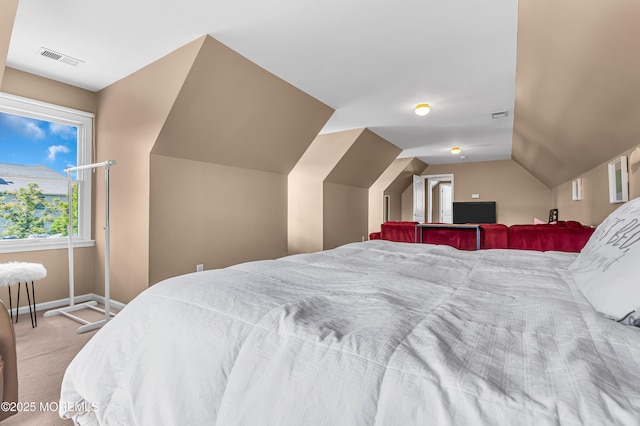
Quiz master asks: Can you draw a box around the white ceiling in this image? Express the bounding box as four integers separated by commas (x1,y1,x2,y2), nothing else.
6,0,518,166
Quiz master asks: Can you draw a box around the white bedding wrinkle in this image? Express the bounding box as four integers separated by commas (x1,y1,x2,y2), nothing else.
59,240,640,425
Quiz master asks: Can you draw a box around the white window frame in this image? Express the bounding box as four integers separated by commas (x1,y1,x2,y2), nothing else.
0,92,94,253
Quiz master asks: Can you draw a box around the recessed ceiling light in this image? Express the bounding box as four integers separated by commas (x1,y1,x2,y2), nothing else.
414,103,431,116
450,147,461,155
460,155,467,159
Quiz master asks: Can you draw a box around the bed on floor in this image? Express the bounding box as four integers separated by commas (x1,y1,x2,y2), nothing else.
59,199,640,425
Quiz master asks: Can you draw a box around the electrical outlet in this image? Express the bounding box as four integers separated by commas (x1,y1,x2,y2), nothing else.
196,264,204,272
471,194,480,199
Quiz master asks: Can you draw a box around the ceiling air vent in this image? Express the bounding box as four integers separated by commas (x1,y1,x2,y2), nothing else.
491,110,509,119
37,47,84,67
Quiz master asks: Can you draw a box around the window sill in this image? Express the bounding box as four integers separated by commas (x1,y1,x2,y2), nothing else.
0,239,95,254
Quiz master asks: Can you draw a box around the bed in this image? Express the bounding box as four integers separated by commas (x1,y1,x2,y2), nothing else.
59,200,640,425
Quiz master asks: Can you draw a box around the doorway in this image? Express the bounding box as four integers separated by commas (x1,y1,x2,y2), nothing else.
383,195,391,222
413,174,454,223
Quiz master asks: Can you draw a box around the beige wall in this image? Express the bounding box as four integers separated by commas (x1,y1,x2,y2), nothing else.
401,184,414,221
551,145,640,226
149,155,289,284
288,174,326,254
151,37,333,174
420,159,552,226
93,37,203,302
387,193,402,223
0,0,18,86
289,129,400,253
2,68,97,114
431,182,442,221
322,128,400,247
0,249,94,311
513,1,640,188
323,183,368,249
289,130,360,254
149,36,331,282
1,33,332,306
369,157,426,233
0,68,98,308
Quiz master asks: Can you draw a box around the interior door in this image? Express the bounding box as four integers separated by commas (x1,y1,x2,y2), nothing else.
412,175,425,222
439,183,453,223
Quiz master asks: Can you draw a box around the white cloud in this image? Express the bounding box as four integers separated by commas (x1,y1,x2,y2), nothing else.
26,122,46,139
5,115,46,139
49,122,76,139
48,145,70,161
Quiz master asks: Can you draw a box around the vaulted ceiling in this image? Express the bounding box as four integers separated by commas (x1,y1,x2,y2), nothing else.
4,0,640,188
512,0,640,187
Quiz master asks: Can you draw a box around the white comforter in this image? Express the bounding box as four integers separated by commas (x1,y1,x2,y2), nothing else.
60,240,640,425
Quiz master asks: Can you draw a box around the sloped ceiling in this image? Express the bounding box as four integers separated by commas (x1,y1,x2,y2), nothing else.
291,128,401,188
6,1,518,169
384,158,429,194
4,1,640,189
324,129,402,188
151,36,334,175
513,0,640,187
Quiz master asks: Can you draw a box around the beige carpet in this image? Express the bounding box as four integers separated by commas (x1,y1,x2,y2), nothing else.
3,306,108,425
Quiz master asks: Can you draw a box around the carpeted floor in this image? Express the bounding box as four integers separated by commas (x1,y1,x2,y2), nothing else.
3,307,108,425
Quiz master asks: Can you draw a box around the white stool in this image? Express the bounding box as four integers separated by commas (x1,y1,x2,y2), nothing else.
0,262,47,328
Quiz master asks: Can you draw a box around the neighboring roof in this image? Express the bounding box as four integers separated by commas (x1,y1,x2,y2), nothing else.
0,163,67,196
0,163,66,179
0,177,67,197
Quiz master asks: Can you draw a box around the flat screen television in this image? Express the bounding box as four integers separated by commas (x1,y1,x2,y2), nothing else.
452,201,497,224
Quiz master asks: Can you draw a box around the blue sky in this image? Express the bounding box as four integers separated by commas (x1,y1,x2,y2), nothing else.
0,111,77,175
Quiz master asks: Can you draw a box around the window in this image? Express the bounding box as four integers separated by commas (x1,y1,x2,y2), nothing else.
0,92,94,253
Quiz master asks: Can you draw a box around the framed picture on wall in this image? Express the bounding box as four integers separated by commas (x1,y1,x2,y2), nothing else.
572,178,583,201
608,156,629,204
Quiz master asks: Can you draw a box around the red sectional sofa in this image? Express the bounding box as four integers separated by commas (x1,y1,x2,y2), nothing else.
369,221,595,253
507,222,595,252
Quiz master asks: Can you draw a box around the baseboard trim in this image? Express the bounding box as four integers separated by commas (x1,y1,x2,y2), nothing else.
10,293,125,316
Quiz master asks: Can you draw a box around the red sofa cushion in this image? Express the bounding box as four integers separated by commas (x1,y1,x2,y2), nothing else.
508,224,595,253
480,224,509,249
380,222,418,243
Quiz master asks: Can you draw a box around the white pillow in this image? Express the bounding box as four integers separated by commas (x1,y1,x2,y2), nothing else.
570,196,640,320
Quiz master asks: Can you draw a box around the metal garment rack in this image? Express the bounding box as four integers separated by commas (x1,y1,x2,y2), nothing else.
44,160,116,333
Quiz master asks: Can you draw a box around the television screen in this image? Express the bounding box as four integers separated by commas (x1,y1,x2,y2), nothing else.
453,201,497,224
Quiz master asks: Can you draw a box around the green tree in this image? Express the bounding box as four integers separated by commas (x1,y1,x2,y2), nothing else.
49,183,78,236
0,183,54,238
